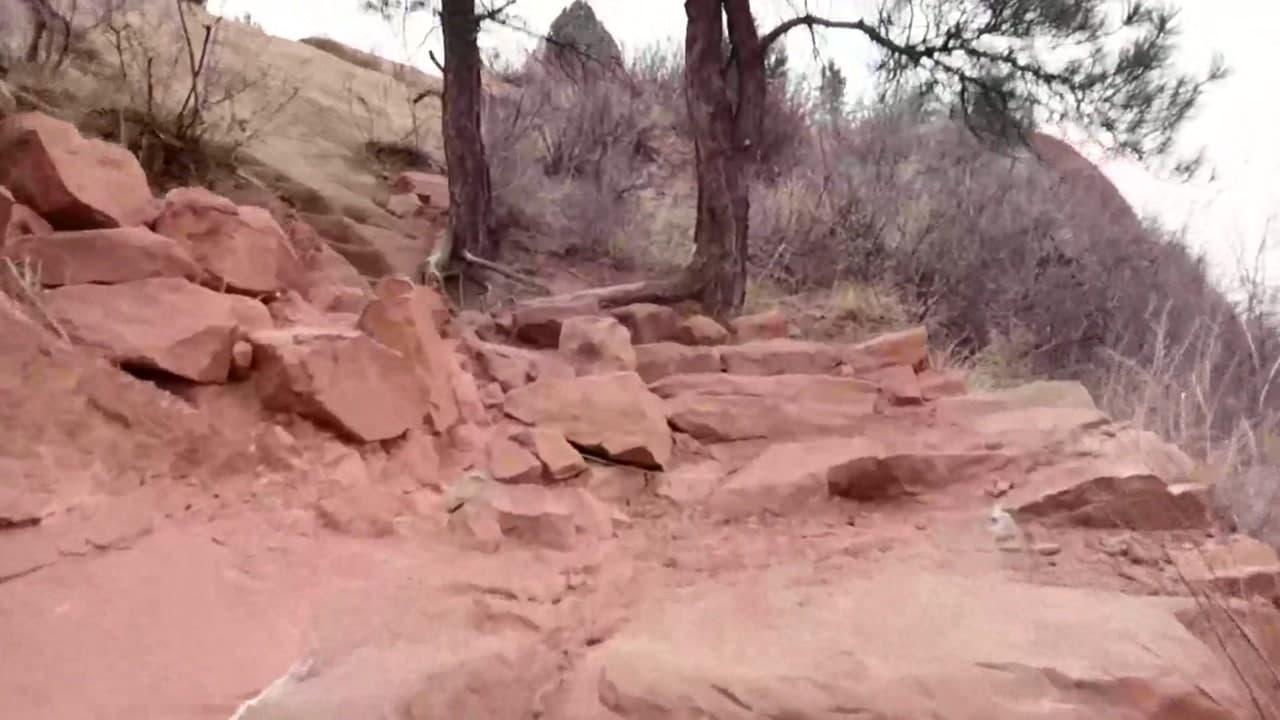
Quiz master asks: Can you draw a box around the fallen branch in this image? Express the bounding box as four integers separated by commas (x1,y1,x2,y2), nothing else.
460,249,549,293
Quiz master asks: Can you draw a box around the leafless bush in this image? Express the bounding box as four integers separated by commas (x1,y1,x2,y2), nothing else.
4,1,300,184
92,1,299,181
482,57,660,264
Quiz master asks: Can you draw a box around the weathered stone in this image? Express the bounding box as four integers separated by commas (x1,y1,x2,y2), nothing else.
558,314,636,376
390,171,450,208
728,308,787,342
357,277,461,433
154,187,301,295
719,339,841,376
512,296,600,348
2,227,201,286
487,436,544,485
596,569,1248,719
675,314,729,346
918,367,968,399
651,373,879,442
250,327,424,442
514,427,587,481
634,343,721,383
0,112,154,230
609,303,680,345
466,338,574,392
504,372,672,469
840,326,929,372
44,278,244,382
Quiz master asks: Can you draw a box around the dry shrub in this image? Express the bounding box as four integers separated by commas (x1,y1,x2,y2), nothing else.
750,100,1280,546
482,55,665,267
5,0,299,186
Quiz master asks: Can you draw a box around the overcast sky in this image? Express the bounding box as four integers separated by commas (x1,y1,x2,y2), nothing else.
209,0,1275,289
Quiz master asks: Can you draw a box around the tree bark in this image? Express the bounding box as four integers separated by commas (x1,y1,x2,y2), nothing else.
433,0,495,278
537,0,764,319
681,0,747,318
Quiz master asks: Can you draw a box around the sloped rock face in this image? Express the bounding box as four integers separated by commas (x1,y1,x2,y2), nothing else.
594,569,1247,719
0,112,155,230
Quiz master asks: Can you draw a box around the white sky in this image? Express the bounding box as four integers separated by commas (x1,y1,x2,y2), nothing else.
210,0,1276,289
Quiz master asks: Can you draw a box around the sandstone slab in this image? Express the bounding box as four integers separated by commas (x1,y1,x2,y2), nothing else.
44,278,243,382
595,569,1246,719
634,343,721,383
154,187,301,295
250,327,424,442
2,227,201,286
728,308,787,341
512,296,600,348
674,314,729,346
504,372,672,469
651,373,879,442
558,314,636,376
719,338,841,376
515,427,587,481
0,112,154,230
357,277,460,432
609,303,680,345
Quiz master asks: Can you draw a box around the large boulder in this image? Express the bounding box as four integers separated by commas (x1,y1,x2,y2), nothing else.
154,188,301,295
250,327,425,442
594,569,1248,719
2,228,202,286
544,0,623,76
0,112,155,230
504,372,672,469
43,277,252,382
357,277,462,433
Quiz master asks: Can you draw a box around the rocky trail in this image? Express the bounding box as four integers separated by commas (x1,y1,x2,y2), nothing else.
3,110,1280,719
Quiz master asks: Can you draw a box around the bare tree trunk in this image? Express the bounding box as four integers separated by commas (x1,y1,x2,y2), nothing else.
428,0,495,281
681,0,746,317
538,0,762,320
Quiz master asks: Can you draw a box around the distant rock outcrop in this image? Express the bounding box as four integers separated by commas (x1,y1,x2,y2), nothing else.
544,0,622,78
1027,132,1144,237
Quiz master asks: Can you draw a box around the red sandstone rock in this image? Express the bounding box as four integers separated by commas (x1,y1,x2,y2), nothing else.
558,315,636,376
675,314,730,346
2,227,201,286
357,277,461,433
154,187,301,294
0,112,154,230
504,372,672,469
634,342,721,383
728,309,787,342
250,326,424,442
43,277,246,382
609,303,681,345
